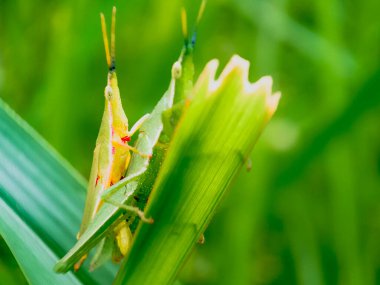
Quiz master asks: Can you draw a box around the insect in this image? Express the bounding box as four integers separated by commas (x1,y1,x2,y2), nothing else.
127,0,208,243
74,7,151,270
161,0,207,139
54,2,207,272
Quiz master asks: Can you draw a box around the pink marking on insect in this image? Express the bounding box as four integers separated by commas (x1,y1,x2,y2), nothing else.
95,175,100,186
112,146,115,154
121,136,131,143
111,127,114,136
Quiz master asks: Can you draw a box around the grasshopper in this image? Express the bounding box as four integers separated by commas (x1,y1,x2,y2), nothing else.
128,1,207,244
161,1,207,140
54,3,207,272
75,7,152,270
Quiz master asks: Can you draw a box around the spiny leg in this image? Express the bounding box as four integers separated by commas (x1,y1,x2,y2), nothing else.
103,197,154,224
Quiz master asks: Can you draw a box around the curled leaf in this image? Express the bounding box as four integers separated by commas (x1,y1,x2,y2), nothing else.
114,55,280,285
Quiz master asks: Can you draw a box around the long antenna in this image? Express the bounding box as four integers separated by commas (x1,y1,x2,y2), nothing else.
181,0,207,50
196,0,207,25
100,13,111,68
191,0,207,46
181,7,188,45
111,6,116,69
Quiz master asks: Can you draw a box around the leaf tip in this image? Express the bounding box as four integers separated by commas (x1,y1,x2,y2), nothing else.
266,91,281,116
193,55,281,118
216,55,249,89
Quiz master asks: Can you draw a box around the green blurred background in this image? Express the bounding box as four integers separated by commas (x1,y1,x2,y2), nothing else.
1,0,380,284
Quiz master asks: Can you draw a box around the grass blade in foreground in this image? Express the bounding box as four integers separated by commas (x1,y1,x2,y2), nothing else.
0,100,117,284
114,55,280,285
0,200,81,285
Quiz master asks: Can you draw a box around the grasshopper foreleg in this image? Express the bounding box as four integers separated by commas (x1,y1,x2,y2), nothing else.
112,140,152,159
128,113,150,137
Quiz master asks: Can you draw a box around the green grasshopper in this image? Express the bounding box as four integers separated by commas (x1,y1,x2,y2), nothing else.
100,0,207,226
54,2,207,272
161,1,206,140
88,3,207,268
126,1,207,242
74,7,152,270
96,0,208,252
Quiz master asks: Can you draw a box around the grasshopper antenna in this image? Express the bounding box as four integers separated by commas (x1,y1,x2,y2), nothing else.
196,0,207,26
180,0,207,52
101,12,111,68
181,7,189,48
100,6,117,71
191,0,207,46
110,6,116,70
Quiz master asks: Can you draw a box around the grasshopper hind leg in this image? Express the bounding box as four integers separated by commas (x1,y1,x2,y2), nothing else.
103,197,154,224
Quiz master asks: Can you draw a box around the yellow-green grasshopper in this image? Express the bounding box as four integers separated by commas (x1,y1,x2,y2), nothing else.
54,3,207,272
75,7,152,270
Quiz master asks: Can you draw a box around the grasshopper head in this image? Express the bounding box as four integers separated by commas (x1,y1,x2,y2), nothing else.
104,71,120,101
101,7,122,104
172,1,206,103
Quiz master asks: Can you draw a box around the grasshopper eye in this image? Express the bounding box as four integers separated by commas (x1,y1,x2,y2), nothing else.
105,86,113,100
172,61,182,79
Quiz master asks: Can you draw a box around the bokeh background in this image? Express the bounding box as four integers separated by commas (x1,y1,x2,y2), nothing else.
1,0,380,284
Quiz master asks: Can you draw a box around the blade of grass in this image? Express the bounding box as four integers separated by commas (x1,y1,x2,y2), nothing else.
0,199,81,285
281,190,325,285
114,55,280,285
326,141,364,284
0,99,117,284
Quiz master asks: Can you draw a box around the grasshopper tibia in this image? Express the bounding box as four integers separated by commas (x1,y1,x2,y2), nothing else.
104,198,154,224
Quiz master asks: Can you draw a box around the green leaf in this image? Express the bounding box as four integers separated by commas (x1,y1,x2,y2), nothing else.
0,100,117,284
54,79,175,272
0,199,81,285
114,55,280,284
